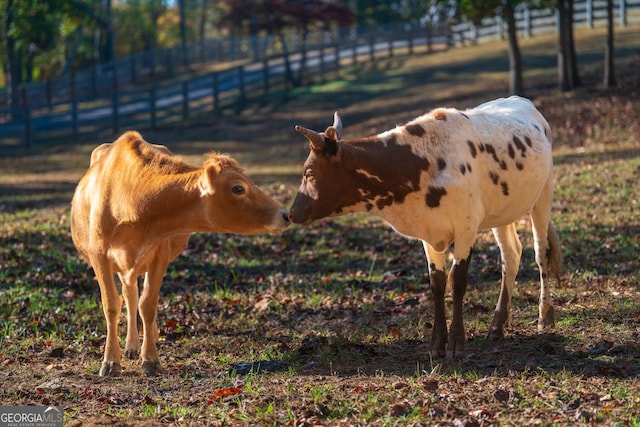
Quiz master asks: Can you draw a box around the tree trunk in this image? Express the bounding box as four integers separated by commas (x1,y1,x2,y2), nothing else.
603,0,615,87
5,0,22,116
557,0,571,91
567,0,581,87
179,0,187,66
503,3,524,96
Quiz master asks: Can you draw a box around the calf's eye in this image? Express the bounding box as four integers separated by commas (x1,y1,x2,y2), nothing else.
232,184,246,195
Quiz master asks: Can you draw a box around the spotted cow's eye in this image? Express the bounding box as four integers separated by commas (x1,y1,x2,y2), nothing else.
304,169,314,179
231,184,246,195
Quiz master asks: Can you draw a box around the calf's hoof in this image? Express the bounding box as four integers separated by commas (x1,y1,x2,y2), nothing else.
445,342,465,360
99,361,122,377
142,360,165,377
124,348,140,360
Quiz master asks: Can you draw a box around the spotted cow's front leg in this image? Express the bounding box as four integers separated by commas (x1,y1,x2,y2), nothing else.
424,243,447,358
446,246,473,359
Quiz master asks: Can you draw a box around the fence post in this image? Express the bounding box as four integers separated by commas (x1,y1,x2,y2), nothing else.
586,0,594,28
212,71,220,117
407,25,414,54
319,47,326,82
70,71,78,140
91,67,98,98
620,0,627,26
369,35,375,61
237,65,245,111
46,79,52,110
388,32,393,57
112,66,119,134
130,56,137,83
334,42,340,76
182,81,189,121
426,25,433,53
263,58,270,94
21,86,31,148
351,36,357,64
150,86,156,129
524,3,532,37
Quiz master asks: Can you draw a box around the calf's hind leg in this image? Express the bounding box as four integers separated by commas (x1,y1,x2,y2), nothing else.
488,223,522,341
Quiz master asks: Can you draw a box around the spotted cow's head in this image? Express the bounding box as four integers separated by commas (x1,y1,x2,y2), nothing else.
288,112,353,224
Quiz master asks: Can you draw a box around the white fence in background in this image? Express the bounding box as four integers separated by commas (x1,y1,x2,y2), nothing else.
1,0,638,146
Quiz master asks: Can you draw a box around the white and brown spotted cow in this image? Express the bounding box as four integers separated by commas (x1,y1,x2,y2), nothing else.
71,131,289,376
288,96,562,358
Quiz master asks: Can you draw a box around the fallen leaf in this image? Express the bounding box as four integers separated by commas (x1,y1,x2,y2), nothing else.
208,387,243,405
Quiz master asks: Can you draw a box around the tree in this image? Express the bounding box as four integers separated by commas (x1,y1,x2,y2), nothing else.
218,0,355,87
1,0,97,112
603,0,615,87
437,0,526,96
557,0,581,91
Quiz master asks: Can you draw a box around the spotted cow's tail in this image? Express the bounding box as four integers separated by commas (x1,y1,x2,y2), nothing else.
547,221,562,283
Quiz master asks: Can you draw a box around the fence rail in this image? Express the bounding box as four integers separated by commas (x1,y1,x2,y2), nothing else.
1,0,638,146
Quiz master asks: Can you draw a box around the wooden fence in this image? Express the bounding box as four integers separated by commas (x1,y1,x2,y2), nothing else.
1,0,638,147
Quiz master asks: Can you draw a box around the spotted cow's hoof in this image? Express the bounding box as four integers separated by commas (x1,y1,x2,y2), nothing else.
142,360,165,377
487,327,505,342
538,305,556,333
99,361,122,377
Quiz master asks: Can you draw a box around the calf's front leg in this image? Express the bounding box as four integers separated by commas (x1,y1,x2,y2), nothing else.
119,272,141,360
139,261,169,376
92,259,123,376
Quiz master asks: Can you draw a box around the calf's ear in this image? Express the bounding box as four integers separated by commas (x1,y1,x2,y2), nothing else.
198,163,221,196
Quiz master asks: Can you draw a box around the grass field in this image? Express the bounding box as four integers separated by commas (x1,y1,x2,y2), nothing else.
1,26,639,426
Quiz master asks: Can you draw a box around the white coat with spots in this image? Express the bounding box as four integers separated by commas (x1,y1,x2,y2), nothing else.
288,96,562,358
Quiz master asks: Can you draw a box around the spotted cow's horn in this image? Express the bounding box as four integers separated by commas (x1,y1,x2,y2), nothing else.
295,125,325,152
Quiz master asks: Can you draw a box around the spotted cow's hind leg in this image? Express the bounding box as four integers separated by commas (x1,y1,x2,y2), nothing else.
488,223,522,341
530,176,557,333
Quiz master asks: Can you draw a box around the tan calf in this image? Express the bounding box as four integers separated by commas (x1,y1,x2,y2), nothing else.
71,131,288,376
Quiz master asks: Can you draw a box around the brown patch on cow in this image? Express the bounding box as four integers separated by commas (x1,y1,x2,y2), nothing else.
516,162,524,171
376,194,395,209
489,171,499,185
437,158,447,171
460,112,469,120
512,136,527,156
308,136,431,216
484,144,503,165
525,136,533,147
426,186,447,208
459,164,467,174
500,181,509,196
406,124,425,137
466,163,472,173
467,141,477,158
478,143,486,153
385,134,397,145
433,110,447,121
499,160,507,170
507,144,515,159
